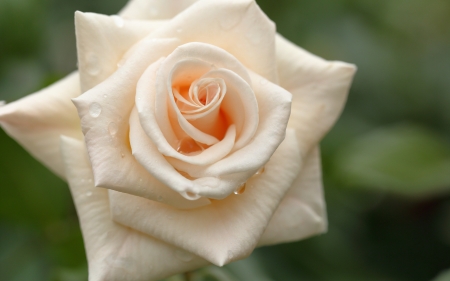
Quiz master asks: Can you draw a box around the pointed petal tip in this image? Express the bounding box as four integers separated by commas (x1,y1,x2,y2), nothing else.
331,61,358,75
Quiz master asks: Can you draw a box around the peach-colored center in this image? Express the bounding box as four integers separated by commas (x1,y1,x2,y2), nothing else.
171,77,229,155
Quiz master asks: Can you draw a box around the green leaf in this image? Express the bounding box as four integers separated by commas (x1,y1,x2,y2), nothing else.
433,269,450,281
333,124,450,196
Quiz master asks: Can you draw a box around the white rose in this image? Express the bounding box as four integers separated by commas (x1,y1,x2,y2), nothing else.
0,0,356,280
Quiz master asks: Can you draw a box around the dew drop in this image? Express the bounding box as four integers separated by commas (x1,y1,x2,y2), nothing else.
175,249,194,262
234,183,246,195
183,191,200,200
113,206,122,216
255,167,265,175
86,53,100,75
89,102,102,118
121,152,125,158
108,122,118,136
103,94,108,98
157,195,164,202
86,191,93,197
111,15,124,28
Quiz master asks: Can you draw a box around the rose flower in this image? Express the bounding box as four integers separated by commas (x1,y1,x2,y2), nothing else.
0,0,356,280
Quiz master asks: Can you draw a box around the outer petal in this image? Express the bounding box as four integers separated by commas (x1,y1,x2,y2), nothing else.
276,34,356,158
148,0,278,82
75,12,165,92
0,73,82,178
109,129,301,266
119,0,200,20
60,136,207,281
259,146,327,246
73,38,210,208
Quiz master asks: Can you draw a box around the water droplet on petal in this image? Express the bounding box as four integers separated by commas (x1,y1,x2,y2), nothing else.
175,249,194,262
234,183,246,195
89,102,102,118
157,195,164,202
108,122,118,136
182,191,200,200
103,94,108,98
121,152,125,158
111,15,124,28
86,191,92,197
86,53,100,76
255,167,265,175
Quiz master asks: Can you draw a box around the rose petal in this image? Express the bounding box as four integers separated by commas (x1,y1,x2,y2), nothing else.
167,71,291,199
60,136,208,281
137,43,250,163
276,34,357,158
148,0,278,82
130,106,236,200
75,11,166,93
73,38,210,208
0,73,82,178
259,146,327,246
110,129,301,266
119,0,200,20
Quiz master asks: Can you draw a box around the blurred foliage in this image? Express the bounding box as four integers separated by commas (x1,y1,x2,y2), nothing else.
0,0,449,280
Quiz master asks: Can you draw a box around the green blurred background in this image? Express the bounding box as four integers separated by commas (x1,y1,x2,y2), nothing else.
1,0,450,280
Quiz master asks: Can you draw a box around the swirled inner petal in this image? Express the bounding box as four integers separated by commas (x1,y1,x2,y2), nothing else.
73,38,211,208
110,130,301,266
132,106,237,199
166,71,291,199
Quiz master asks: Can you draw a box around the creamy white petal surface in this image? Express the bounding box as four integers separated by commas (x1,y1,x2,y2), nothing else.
120,0,200,20
0,0,357,279
73,38,210,209
0,73,82,178
75,12,166,92
259,146,327,246
147,0,278,82
276,34,357,158
60,136,208,281
110,129,301,266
